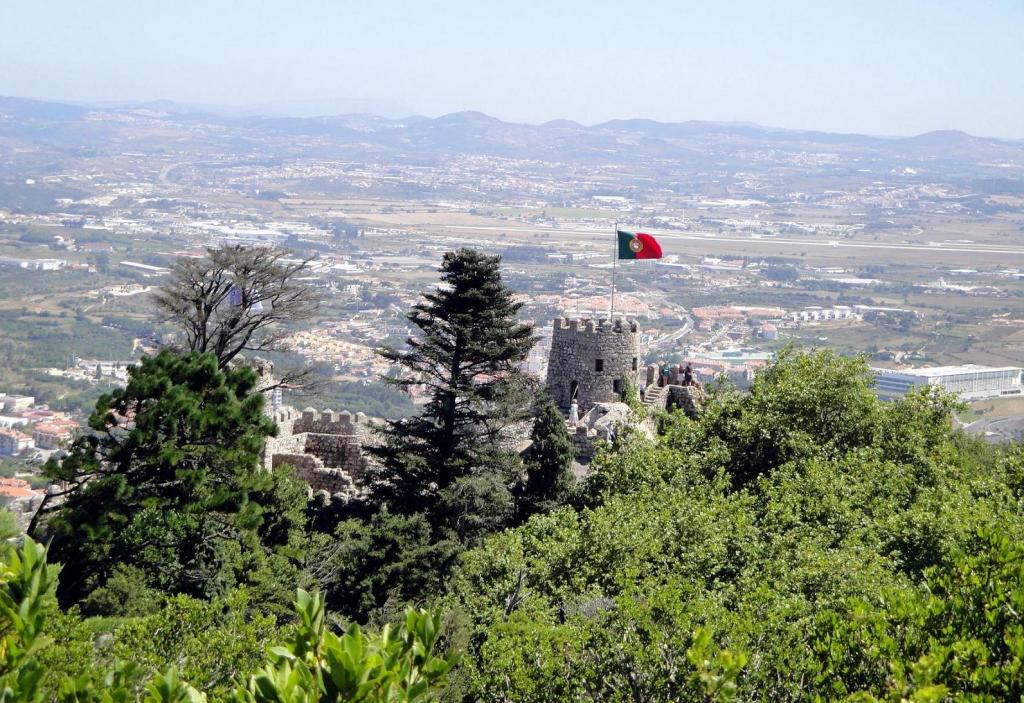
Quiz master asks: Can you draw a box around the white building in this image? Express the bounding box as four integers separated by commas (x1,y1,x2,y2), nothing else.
0,394,35,412
0,428,33,456
19,259,66,271
787,305,860,322
872,365,1023,401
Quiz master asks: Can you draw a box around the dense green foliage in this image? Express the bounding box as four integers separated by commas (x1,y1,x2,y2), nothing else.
7,246,1024,699
5,345,1024,699
235,590,458,703
516,391,575,521
438,349,1024,701
1,538,59,702
365,248,536,517
40,589,281,701
0,539,456,702
309,509,461,623
34,350,308,614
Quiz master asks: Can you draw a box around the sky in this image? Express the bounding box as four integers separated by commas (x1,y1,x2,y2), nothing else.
2,0,1022,138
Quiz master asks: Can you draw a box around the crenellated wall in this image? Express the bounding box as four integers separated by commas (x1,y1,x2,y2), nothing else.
546,317,642,412
263,406,376,497
293,408,371,436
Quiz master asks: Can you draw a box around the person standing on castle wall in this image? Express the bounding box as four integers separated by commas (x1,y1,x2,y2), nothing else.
683,363,694,387
569,398,579,427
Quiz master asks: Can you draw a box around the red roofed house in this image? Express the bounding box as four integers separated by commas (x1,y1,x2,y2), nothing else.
0,477,44,532
0,478,35,501
32,420,78,450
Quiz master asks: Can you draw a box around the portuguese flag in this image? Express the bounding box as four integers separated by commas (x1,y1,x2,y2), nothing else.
617,230,663,260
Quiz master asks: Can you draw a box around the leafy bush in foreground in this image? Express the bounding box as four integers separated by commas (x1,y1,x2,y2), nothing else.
0,539,457,702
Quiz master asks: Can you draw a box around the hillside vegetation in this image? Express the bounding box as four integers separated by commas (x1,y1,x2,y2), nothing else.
5,248,1024,701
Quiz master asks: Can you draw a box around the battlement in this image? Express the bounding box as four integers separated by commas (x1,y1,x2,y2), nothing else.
554,317,640,335
547,316,642,412
263,404,376,498
271,406,301,424
295,407,370,435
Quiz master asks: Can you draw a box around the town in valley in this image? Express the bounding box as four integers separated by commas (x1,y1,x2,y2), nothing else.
2,96,1024,515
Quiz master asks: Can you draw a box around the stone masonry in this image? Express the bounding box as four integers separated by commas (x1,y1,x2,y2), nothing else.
643,362,704,419
262,406,376,497
546,317,642,413
250,318,706,492
251,357,376,498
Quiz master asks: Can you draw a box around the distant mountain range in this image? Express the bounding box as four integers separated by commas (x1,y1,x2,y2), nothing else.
1,95,1022,170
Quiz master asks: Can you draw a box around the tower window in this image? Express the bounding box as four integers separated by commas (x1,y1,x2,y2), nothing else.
632,357,638,371
595,359,604,372
613,379,623,394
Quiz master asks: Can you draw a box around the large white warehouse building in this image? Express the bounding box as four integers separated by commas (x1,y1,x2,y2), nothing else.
872,364,1023,401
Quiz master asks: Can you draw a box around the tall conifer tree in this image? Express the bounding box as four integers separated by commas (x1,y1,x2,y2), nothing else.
365,249,535,516
32,351,307,611
517,390,576,520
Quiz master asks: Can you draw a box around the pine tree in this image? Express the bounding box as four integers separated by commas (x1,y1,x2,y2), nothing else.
517,391,576,520
32,350,307,612
365,249,536,517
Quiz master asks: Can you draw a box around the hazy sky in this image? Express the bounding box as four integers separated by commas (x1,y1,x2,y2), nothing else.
3,1,1022,137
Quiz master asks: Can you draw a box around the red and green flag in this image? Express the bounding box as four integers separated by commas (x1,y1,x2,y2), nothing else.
617,230,663,260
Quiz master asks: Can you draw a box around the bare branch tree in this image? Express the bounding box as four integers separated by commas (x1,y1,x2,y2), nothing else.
152,245,320,370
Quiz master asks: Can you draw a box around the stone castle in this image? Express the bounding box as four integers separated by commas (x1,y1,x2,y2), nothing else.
257,316,703,495
252,359,377,500
544,316,703,462
262,405,375,498
546,317,642,412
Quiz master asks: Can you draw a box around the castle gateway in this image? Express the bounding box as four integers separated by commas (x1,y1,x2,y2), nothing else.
546,317,641,412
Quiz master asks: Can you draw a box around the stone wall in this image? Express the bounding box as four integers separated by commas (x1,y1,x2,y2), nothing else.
262,407,305,470
643,362,705,419
568,402,657,465
572,425,598,463
546,317,641,413
303,434,368,478
272,452,357,495
271,452,322,472
665,385,703,419
253,358,373,498
647,362,691,387
293,408,371,437
263,406,376,496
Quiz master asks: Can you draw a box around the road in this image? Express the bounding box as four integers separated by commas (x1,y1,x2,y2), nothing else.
649,321,692,350
158,162,186,184
965,416,1024,443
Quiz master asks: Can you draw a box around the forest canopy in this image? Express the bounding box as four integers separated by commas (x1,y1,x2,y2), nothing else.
7,250,1024,701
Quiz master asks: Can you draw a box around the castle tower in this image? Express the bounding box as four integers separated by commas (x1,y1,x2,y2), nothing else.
250,357,281,417
546,317,641,413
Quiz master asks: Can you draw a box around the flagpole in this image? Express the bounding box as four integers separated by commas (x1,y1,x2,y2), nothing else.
610,221,618,319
